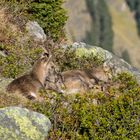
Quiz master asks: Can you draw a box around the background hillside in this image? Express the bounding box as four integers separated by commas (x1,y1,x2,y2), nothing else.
64,0,140,69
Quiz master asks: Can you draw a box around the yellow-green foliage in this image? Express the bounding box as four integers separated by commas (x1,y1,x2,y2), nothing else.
0,3,43,78
22,73,140,139
49,46,103,71
3,0,67,41
0,43,42,78
0,1,140,139
0,63,140,139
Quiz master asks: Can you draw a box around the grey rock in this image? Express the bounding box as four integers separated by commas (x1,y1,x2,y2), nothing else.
68,42,140,84
26,21,46,43
0,77,13,93
0,107,51,140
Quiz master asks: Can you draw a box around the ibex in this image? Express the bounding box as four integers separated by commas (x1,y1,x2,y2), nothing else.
45,67,109,94
6,51,58,100
45,70,94,94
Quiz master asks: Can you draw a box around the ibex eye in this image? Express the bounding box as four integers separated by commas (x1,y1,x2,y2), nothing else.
43,53,49,57
51,65,54,69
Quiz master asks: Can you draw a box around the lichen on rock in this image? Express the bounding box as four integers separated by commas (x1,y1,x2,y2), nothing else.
69,42,140,84
0,107,51,140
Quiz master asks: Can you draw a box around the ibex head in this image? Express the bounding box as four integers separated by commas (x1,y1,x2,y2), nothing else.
31,45,54,86
39,38,65,94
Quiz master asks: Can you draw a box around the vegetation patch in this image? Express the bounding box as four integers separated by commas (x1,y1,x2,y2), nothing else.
0,0,67,78
0,43,42,78
48,45,104,72
1,73,139,139
2,0,67,41
0,1,140,139
25,73,140,139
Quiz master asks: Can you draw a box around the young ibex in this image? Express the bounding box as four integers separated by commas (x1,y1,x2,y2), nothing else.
6,51,57,100
45,67,109,94
45,70,94,94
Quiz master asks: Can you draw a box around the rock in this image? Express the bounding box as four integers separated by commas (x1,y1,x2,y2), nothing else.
67,42,140,84
0,77,13,93
26,21,46,43
0,107,51,140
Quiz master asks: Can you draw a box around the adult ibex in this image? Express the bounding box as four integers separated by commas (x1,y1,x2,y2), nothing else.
6,48,60,100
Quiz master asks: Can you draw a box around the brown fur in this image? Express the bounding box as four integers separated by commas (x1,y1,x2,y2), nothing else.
45,67,109,94
84,67,109,82
6,53,54,100
45,72,65,94
63,70,94,87
45,70,95,94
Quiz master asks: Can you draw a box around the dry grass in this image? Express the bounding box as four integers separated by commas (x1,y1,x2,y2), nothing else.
0,91,28,108
0,6,24,45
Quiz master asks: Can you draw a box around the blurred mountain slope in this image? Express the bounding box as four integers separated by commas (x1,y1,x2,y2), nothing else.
105,0,140,67
64,0,93,43
64,0,140,69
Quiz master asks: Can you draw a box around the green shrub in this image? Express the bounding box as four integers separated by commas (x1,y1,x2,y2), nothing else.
27,0,67,40
49,45,103,71
2,0,67,41
0,42,42,78
24,73,140,139
0,0,67,78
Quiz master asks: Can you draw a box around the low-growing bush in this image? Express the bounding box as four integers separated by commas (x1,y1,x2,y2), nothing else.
0,92,28,108
2,0,67,41
24,73,140,139
0,42,42,78
49,45,104,71
0,0,67,78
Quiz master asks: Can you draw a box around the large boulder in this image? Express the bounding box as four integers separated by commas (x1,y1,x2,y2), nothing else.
0,107,51,140
26,21,46,43
67,42,140,84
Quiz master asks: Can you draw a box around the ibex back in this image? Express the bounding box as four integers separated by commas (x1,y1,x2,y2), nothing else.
45,67,109,94
45,70,94,94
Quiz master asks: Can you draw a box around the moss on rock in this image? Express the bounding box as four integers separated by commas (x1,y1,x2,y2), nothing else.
0,107,51,140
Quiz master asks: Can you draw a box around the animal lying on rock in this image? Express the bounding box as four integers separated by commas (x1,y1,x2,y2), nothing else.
60,70,95,94
6,52,58,100
45,67,109,94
